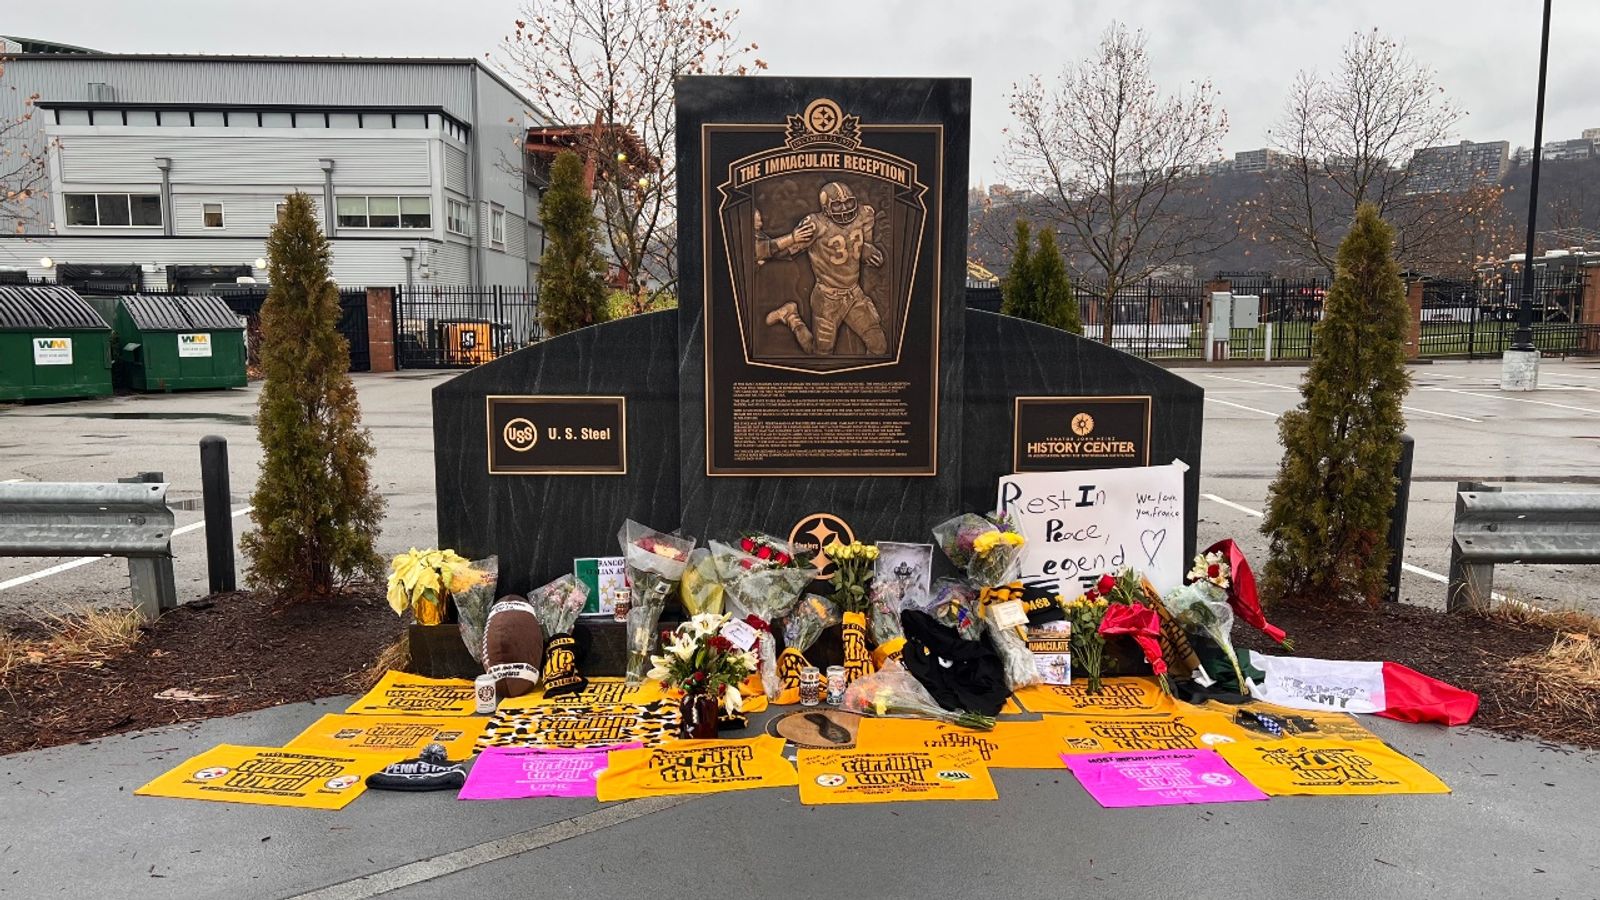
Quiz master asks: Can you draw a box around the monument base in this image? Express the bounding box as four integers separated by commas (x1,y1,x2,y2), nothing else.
1499,348,1540,391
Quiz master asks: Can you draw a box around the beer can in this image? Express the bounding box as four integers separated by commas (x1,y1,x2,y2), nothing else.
474,674,498,715
612,587,632,623
799,666,822,707
825,666,846,706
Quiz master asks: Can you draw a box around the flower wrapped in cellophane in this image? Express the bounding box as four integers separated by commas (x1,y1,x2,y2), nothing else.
775,593,840,705
867,582,907,669
529,574,592,696
711,536,814,697
977,581,1041,690
926,578,982,641
618,520,696,686
1165,552,1248,694
1064,592,1109,693
932,513,1026,588
841,660,995,731
679,548,725,617
453,556,499,663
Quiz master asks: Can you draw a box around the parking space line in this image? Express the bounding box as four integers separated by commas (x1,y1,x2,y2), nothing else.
1205,397,1280,417
0,506,252,592
1,478,23,484
1198,373,1478,422
1422,386,1600,415
1200,493,1504,601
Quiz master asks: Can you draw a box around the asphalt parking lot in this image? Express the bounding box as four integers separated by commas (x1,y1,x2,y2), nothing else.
2,358,1597,616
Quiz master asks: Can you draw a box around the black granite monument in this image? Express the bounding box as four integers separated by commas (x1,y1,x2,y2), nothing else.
430,77,1204,673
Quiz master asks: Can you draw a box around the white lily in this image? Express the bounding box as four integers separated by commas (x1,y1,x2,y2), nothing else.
723,683,742,714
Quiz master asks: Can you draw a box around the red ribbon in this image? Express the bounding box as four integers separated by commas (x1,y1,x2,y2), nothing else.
1204,539,1290,647
744,614,770,633
1098,603,1168,675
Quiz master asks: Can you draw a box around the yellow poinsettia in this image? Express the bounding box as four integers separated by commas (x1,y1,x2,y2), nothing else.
386,548,478,621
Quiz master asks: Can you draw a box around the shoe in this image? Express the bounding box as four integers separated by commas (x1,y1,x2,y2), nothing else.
765,302,798,326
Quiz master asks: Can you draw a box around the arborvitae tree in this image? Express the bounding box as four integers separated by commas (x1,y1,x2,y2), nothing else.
538,150,610,336
241,191,384,598
1002,219,1082,334
1001,218,1037,320
1261,203,1410,606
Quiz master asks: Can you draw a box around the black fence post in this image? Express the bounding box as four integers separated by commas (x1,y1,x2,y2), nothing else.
1385,432,1415,603
199,435,236,593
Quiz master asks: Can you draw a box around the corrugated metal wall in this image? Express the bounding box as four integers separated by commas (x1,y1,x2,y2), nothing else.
0,236,432,287
443,145,469,194
58,134,433,186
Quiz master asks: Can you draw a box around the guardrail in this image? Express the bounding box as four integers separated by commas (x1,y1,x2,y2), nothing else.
0,480,177,619
1447,481,1600,612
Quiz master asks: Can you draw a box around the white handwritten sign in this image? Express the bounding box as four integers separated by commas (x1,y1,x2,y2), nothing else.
997,462,1186,598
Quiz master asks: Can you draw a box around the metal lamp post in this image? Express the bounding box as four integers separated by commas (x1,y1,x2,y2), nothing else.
1503,0,1552,390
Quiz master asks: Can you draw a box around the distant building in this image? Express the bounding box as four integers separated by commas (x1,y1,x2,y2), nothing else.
1406,140,1509,193
1582,127,1600,144
1513,138,1596,165
0,49,545,289
1233,148,1289,174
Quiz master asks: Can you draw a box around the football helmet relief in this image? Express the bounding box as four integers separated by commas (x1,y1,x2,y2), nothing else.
819,181,859,224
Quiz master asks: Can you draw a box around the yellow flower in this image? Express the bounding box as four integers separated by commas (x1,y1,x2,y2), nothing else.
972,531,1001,554
825,540,846,556
864,545,880,560
1000,531,1025,547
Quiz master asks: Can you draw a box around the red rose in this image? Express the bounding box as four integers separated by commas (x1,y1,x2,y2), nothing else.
1207,564,1221,578
1084,589,1099,602
745,614,769,632
773,552,792,566
708,635,733,653
1096,574,1116,596
740,536,757,554
756,546,773,561
693,671,707,683
659,630,674,645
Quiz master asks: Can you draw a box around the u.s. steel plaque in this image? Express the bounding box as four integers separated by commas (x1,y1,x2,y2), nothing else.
701,97,942,476
486,395,627,475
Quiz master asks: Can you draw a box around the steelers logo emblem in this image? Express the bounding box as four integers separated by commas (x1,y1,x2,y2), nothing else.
1199,772,1235,787
815,773,846,787
193,766,229,781
1071,412,1095,436
936,769,973,782
803,98,843,135
324,775,360,791
788,512,854,578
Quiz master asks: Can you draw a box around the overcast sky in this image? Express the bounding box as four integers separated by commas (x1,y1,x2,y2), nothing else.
7,0,1598,183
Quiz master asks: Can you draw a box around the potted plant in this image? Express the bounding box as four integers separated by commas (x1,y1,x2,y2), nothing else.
647,613,759,739
386,548,482,626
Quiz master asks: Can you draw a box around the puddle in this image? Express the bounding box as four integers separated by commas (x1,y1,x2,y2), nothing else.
42,411,255,426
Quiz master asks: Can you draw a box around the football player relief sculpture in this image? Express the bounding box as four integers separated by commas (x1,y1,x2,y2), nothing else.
718,98,927,370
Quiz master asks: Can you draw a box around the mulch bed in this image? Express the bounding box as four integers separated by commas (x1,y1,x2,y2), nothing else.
0,587,401,756
1236,601,1597,750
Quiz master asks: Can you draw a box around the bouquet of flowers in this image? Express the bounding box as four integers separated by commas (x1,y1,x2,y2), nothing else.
679,548,725,617
386,548,485,626
618,521,697,686
932,513,1026,588
841,661,996,731
1092,569,1172,694
1064,592,1109,693
977,581,1041,690
529,574,592,696
776,593,840,705
926,578,982,641
826,540,879,686
646,613,760,714
453,556,500,663
1164,552,1248,694
866,582,907,669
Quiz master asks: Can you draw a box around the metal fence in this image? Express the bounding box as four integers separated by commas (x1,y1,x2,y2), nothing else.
393,285,542,369
1075,279,1208,359
1420,270,1595,359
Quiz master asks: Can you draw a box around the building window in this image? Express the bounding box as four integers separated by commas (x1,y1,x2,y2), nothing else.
446,199,471,236
202,203,225,228
490,207,505,246
335,195,431,229
64,193,162,227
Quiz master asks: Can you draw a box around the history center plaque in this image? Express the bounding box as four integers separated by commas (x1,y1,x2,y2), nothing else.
1012,395,1151,473
700,95,943,475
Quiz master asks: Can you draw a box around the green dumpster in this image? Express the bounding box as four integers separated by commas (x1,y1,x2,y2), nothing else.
0,286,113,402
113,294,247,392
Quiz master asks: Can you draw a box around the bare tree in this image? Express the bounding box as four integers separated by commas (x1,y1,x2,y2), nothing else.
500,0,764,306
1001,22,1229,343
1,56,50,234
1263,29,1464,274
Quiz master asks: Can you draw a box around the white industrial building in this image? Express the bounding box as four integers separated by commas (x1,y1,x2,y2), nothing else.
0,48,546,291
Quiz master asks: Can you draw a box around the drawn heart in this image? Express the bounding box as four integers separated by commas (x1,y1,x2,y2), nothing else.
1139,529,1167,566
